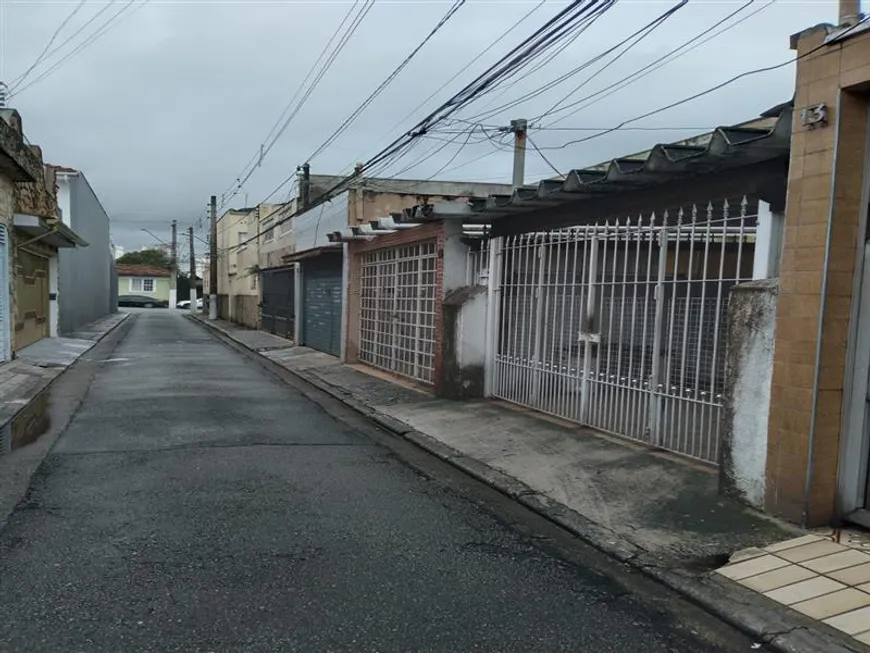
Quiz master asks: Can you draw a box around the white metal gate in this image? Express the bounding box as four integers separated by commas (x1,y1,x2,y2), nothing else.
359,242,438,384
489,199,754,464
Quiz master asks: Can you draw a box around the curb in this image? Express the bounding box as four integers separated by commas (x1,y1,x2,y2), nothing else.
191,315,868,653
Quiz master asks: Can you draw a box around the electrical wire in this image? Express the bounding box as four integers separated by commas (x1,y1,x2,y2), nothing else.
542,0,773,127
11,0,86,91
212,1,365,208
350,0,547,170
306,0,467,163
527,134,562,177
465,0,685,125
465,0,619,120
218,0,375,211
8,0,116,91
9,1,149,98
219,0,609,253
520,14,870,154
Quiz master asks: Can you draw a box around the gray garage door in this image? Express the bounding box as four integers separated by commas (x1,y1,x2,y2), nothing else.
302,254,342,357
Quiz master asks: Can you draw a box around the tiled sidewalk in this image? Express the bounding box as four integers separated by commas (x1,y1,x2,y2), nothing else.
719,531,870,645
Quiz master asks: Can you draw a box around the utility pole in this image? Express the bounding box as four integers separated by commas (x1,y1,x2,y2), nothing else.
485,117,526,397
169,219,178,310
510,118,527,190
209,195,218,320
298,162,311,210
189,226,197,313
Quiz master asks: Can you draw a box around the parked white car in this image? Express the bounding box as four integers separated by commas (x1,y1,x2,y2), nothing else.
176,298,203,309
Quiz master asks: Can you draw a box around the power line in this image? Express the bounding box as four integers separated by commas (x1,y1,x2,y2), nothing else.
216,0,375,212
350,0,546,169
307,0,467,164
521,14,870,154
213,1,365,207
12,0,86,91
465,0,685,125
541,0,773,127
527,134,563,177
220,0,609,253
8,1,116,90
9,1,149,98
465,0,619,120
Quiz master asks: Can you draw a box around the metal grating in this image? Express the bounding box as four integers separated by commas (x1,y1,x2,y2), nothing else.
359,242,438,384
490,198,755,464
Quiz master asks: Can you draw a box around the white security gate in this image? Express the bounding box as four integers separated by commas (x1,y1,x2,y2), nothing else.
359,242,438,384
490,199,754,464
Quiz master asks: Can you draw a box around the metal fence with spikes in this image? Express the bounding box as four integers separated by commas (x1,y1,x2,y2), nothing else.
486,197,756,464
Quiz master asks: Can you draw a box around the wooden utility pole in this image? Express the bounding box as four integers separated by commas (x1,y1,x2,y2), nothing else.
170,219,178,310
209,195,218,320
189,226,196,313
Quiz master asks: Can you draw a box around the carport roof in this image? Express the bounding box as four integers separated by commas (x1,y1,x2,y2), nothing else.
400,103,793,232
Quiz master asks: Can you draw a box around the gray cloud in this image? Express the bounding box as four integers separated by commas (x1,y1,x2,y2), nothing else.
3,0,833,252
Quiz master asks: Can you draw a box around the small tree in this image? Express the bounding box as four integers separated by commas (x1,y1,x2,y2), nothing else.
117,248,171,269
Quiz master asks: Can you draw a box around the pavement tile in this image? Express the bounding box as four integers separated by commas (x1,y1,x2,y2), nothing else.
739,565,817,593
790,588,870,620
717,555,791,581
801,549,870,574
856,630,870,645
776,540,848,563
764,534,825,553
830,562,870,585
824,605,870,635
764,576,847,605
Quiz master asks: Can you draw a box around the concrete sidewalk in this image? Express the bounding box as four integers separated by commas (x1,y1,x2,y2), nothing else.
193,315,868,653
0,312,129,433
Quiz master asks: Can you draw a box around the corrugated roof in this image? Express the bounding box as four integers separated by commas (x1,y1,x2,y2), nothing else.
402,103,792,225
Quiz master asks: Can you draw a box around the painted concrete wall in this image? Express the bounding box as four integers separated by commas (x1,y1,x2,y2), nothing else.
119,276,171,302
57,173,116,334
721,279,778,508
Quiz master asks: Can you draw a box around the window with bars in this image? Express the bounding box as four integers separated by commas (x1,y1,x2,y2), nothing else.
131,278,155,293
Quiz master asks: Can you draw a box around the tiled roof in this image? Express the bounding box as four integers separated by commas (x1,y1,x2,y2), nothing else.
116,264,171,278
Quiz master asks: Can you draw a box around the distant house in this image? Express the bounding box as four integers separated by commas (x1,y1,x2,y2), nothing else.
117,264,171,302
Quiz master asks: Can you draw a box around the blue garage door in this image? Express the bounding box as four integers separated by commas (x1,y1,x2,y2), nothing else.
302,255,342,357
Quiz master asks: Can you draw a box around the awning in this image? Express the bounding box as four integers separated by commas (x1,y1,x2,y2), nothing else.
280,245,342,263
13,213,89,248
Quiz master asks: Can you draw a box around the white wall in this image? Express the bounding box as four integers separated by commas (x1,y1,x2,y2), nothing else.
721,279,778,508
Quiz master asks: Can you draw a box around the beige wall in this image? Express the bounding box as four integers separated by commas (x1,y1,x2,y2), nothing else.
767,24,870,525
216,208,259,299
258,201,296,270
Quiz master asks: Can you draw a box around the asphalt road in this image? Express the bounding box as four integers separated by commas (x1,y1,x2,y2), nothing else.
0,311,759,652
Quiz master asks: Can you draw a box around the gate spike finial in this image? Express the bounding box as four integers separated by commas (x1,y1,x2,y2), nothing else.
740,194,749,217
723,198,730,220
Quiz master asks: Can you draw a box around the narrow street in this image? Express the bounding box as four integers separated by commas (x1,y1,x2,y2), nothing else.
0,311,756,653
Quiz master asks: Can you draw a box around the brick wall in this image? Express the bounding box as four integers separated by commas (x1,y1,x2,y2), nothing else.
766,25,870,525
345,222,445,393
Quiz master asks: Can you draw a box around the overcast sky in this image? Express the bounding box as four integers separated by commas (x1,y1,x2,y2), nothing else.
1,0,835,252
